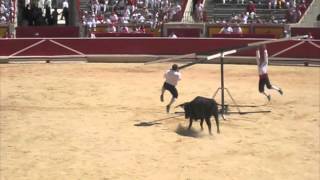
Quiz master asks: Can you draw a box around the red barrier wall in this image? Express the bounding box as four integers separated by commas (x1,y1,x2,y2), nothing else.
16,26,79,38
167,28,201,37
94,32,154,37
291,27,320,39
211,34,276,38
0,38,319,59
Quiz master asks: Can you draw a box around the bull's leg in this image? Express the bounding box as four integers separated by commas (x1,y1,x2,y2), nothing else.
214,115,220,134
205,118,212,135
200,118,204,131
188,118,193,130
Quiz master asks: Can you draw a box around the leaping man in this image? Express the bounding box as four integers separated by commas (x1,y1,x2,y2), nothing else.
160,64,181,113
256,45,283,101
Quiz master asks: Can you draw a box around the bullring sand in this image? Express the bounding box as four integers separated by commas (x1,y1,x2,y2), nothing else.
0,63,319,180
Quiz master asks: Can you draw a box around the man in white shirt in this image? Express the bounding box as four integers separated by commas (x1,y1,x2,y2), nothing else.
169,32,178,38
110,11,119,24
256,45,283,101
62,0,69,8
160,64,182,113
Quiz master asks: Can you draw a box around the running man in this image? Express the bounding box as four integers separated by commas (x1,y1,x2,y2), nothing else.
256,45,283,101
160,64,181,113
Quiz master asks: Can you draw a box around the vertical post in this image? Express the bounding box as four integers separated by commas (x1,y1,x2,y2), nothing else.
220,51,225,115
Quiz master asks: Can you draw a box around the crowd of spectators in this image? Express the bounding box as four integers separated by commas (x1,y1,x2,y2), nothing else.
21,0,69,26
0,0,14,24
207,0,309,24
81,0,183,34
219,23,243,34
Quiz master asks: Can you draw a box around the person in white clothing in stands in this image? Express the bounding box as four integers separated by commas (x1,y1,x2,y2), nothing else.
62,0,69,8
256,45,283,101
160,64,181,113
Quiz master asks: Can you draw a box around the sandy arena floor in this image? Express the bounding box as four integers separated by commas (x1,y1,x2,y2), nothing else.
0,62,319,180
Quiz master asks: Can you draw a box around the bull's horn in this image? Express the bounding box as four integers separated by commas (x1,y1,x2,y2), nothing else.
175,103,186,108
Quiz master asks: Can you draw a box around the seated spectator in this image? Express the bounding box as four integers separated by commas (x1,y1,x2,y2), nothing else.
0,1,12,24
84,13,97,31
233,24,243,34
138,25,146,33
297,2,306,15
219,23,233,34
91,0,99,15
169,32,178,38
121,7,130,24
96,12,106,24
240,12,249,24
246,1,256,16
195,1,204,22
88,29,96,38
137,14,146,23
229,12,241,23
108,23,117,32
0,3,6,15
237,0,245,4
110,11,119,24
268,14,278,23
0,15,6,23
277,0,285,8
120,26,129,33
268,0,277,9
286,6,298,23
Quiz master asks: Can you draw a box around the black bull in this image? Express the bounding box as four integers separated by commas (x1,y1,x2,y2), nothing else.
178,96,220,135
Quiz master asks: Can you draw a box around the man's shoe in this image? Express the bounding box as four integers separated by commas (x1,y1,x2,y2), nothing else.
166,105,170,113
279,89,283,95
267,95,271,101
160,94,164,102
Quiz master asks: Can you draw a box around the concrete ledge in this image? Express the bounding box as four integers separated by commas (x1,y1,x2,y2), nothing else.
0,58,9,64
3,55,319,66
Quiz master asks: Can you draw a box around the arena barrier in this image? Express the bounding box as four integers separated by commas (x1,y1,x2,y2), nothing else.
15,26,80,38
0,37,319,65
291,27,320,39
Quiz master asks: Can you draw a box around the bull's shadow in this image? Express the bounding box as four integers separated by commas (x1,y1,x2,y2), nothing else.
175,124,204,138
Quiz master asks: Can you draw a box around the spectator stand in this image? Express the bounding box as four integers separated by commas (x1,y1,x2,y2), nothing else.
207,23,285,38
0,24,10,37
18,0,71,26
291,27,320,39
163,22,205,37
0,0,15,37
203,0,313,24
79,0,187,37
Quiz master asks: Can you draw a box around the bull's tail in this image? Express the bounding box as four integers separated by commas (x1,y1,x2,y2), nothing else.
215,103,226,120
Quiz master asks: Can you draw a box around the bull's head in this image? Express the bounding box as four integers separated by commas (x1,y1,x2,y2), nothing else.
176,102,191,119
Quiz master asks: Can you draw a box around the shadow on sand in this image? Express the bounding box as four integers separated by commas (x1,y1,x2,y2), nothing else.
175,124,204,138
134,114,183,127
134,122,162,126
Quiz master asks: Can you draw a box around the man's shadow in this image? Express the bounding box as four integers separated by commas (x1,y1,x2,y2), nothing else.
134,114,203,138
134,114,183,127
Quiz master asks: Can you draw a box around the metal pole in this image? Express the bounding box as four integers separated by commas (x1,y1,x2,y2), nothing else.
220,52,225,115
